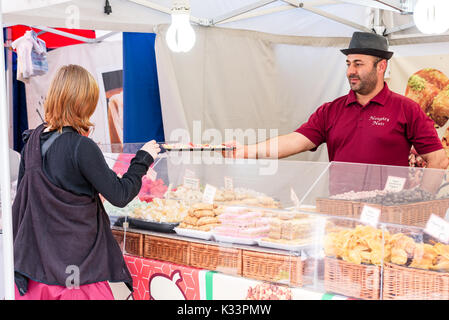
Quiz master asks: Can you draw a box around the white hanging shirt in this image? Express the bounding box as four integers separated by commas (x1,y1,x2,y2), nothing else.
11,30,48,83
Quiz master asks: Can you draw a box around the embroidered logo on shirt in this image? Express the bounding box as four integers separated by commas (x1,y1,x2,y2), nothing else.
369,116,390,126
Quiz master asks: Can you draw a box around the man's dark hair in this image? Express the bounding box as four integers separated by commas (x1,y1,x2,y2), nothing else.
373,57,385,67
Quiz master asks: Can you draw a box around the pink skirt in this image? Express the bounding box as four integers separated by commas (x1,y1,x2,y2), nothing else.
15,279,115,300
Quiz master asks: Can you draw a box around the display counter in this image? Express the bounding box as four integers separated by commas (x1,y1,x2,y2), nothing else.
103,147,449,300
116,227,346,300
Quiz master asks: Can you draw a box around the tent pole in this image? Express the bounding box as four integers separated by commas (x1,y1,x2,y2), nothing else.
0,2,16,300
212,0,277,25
214,5,295,25
33,25,95,43
289,1,373,33
6,27,13,148
95,31,120,43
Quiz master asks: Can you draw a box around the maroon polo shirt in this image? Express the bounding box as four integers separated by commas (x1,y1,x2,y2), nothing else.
295,83,443,167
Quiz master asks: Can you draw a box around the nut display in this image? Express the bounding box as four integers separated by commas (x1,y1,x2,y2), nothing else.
362,188,435,206
331,188,436,205
165,185,281,208
324,225,449,272
262,217,314,245
214,207,271,238
131,198,189,223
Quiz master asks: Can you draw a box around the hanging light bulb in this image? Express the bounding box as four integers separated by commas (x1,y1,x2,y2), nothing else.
166,0,196,53
413,0,449,35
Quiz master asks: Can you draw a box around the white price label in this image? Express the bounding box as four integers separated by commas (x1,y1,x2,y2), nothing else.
184,176,200,190
224,176,234,191
384,176,406,192
290,188,300,208
185,169,196,178
425,214,449,243
202,184,217,204
360,205,381,227
146,168,157,181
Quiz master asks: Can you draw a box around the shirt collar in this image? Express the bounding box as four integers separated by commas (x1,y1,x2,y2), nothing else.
345,82,391,107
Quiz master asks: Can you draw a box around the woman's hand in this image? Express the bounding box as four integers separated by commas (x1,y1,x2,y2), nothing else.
141,140,161,159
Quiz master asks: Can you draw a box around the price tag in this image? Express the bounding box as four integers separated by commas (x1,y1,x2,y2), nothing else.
184,176,200,190
425,214,449,243
146,168,157,181
202,184,217,204
224,176,234,191
185,169,196,178
290,187,300,209
360,205,381,227
384,176,406,192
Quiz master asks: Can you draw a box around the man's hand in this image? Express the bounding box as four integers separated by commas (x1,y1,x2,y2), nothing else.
419,149,449,193
421,149,449,170
222,141,248,159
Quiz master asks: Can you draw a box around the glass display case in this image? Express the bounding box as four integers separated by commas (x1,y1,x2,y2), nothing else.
103,145,449,300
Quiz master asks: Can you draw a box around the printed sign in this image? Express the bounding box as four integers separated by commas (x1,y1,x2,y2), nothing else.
360,205,381,227
202,184,217,204
224,176,234,191
384,176,406,192
184,177,200,190
425,214,449,243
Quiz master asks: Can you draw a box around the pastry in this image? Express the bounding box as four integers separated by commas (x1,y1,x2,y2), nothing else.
405,69,449,127
177,203,222,231
415,68,449,90
405,74,440,113
430,84,449,127
197,216,219,226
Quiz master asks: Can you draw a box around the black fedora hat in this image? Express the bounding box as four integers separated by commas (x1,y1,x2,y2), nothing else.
341,32,393,60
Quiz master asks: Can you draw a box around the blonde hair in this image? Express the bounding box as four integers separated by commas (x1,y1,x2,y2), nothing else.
44,64,99,135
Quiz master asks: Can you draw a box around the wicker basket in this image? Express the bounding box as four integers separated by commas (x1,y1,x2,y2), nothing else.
242,250,306,287
144,235,190,265
383,262,449,300
324,257,381,300
316,198,359,228
111,229,144,257
190,243,242,275
316,198,354,217
353,199,449,227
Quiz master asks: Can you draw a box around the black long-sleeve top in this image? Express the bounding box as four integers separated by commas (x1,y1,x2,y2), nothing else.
17,127,153,207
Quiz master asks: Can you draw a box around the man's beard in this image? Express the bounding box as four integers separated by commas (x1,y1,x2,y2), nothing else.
348,69,378,95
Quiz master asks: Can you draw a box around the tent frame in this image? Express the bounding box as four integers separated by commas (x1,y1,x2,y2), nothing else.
0,0,442,301
128,0,410,34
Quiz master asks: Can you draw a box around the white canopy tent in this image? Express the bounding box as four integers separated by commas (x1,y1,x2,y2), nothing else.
1,0,448,300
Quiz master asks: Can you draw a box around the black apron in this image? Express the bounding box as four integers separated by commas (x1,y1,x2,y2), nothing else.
12,124,132,294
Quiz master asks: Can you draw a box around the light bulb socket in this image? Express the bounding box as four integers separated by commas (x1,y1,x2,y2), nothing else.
104,0,112,15
171,0,190,14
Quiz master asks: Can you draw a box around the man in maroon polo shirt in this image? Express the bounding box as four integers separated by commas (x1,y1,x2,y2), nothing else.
225,32,448,193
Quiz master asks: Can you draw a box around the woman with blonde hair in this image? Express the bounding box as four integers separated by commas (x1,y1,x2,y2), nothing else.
13,64,160,300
